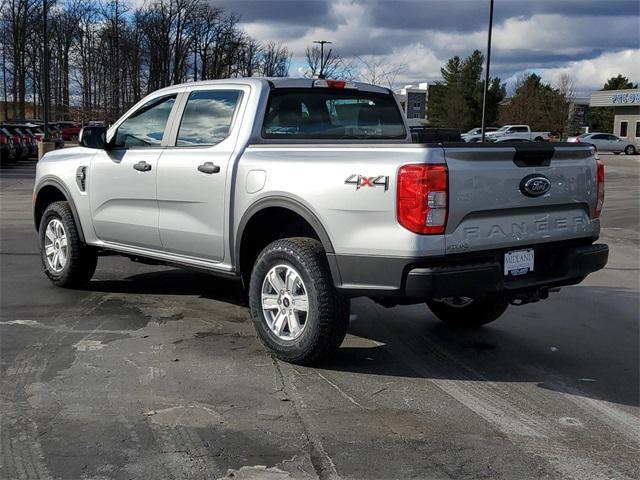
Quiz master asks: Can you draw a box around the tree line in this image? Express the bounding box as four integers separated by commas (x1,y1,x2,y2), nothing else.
1,0,292,123
426,49,581,137
427,49,637,137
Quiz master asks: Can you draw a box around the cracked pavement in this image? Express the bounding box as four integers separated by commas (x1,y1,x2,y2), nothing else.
1,154,638,479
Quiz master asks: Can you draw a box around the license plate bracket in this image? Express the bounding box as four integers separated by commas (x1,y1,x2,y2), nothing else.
504,249,534,277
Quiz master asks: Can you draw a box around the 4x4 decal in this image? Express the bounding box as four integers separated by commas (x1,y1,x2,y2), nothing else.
345,174,389,191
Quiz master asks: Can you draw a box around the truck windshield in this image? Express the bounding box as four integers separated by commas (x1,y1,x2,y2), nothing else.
261,88,406,140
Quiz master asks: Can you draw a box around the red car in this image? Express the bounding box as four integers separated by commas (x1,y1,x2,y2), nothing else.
54,121,81,141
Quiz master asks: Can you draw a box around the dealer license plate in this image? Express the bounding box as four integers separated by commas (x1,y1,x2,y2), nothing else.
504,249,534,277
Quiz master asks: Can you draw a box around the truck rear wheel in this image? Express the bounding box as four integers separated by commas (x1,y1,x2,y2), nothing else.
249,238,349,365
426,294,509,327
39,201,97,287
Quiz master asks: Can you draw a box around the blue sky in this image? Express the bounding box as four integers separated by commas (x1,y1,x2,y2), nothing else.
208,0,639,93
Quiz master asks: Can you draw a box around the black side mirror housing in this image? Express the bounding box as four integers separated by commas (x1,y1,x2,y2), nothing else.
79,126,108,149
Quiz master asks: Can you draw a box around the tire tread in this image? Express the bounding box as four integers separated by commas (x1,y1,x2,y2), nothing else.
249,237,348,365
39,201,97,288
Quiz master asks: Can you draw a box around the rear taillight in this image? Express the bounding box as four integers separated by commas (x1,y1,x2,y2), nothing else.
575,138,580,143
594,158,605,219
397,164,448,234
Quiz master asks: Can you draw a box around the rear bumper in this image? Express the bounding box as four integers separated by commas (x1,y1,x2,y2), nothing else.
331,240,608,299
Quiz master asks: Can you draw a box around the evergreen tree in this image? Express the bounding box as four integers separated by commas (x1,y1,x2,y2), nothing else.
427,50,505,131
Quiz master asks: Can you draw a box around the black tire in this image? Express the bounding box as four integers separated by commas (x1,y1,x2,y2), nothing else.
534,136,544,142
613,152,620,155
39,201,97,287
624,145,636,155
249,237,349,365
426,294,509,328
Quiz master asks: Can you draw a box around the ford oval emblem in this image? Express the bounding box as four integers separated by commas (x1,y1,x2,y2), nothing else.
520,174,551,197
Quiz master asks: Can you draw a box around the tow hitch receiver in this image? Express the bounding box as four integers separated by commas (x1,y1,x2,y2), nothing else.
509,287,560,306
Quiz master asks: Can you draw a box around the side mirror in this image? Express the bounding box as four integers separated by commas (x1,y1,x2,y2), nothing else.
79,126,108,149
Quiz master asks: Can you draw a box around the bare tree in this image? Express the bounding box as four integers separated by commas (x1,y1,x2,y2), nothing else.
546,73,577,139
260,41,291,77
356,54,406,88
0,0,296,123
304,45,354,80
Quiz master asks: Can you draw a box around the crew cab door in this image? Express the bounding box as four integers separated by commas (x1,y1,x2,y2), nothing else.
156,87,244,262
89,93,178,249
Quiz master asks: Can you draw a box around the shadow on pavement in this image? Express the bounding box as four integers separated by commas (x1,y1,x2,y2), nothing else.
83,269,639,408
320,286,639,408
85,268,248,307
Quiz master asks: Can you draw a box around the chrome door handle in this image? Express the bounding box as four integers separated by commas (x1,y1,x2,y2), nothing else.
133,161,152,172
197,162,220,174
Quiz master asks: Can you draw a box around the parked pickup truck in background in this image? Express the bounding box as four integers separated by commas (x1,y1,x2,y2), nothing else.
33,78,608,364
485,125,551,142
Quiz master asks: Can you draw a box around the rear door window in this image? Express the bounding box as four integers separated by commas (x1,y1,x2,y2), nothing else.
262,88,406,140
176,90,241,146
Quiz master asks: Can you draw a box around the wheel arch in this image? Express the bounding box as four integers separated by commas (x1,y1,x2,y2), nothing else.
234,196,339,287
33,178,86,243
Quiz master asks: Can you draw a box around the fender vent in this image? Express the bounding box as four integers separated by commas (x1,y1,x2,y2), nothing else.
76,166,87,192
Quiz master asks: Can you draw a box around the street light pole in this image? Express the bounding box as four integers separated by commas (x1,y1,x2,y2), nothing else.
313,40,332,79
480,0,494,143
42,0,50,142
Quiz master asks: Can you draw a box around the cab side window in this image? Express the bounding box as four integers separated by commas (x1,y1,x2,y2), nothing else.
114,94,177,148
176,90,241,146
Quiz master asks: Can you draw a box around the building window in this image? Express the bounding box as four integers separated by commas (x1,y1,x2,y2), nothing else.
636,121,640,138
413,102,421,108
620,121,628,137
413,113,421,118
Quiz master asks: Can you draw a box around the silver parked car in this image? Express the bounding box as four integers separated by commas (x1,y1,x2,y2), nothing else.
567,132,637,155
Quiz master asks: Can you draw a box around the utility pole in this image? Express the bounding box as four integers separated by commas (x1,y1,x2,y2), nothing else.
313,40,332,79
480,0,494,143
43,0,50,141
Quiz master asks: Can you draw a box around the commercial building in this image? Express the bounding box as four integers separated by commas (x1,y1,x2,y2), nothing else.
395,83,429,125
569,97,590,132
589,89,640,142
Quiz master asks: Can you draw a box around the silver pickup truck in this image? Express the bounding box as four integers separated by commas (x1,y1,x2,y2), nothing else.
33,78,608,364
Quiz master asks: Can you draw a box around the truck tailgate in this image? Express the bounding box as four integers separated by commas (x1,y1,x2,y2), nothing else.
443,144,599,254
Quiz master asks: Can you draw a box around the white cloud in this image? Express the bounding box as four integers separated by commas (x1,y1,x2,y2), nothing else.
507,49,640,93
492,14,637,55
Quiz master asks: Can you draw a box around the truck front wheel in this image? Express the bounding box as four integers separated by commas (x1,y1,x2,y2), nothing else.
249,238,349,365
426,294,509,327
39,201,97,287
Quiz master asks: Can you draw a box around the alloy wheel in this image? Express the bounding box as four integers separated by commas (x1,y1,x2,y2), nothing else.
261,264,309,341
44,218,68,273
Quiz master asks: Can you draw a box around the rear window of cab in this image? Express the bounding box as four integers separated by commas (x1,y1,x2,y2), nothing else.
261,88,406,140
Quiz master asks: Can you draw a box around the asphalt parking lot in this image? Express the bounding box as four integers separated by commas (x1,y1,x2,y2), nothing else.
1,153,638,479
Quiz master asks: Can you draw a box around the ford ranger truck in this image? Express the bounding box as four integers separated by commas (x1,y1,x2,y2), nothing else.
33,78,608,365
